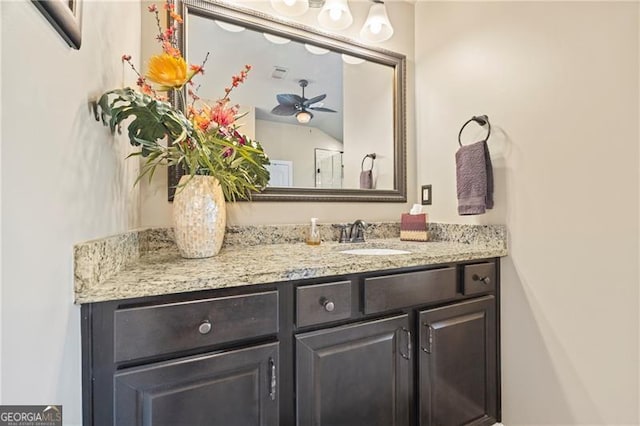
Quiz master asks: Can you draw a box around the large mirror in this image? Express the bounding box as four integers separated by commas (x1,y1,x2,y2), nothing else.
172,0,406,202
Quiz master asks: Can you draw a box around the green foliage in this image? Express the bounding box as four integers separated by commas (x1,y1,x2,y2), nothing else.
96,87,270,201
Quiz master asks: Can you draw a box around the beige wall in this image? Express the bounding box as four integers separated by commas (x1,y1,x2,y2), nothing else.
0,1,142,424
415,2,639,424
140,0,416,227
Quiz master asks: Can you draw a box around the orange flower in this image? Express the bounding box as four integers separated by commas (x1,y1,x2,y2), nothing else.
145,53,188,90
190,105,212,131
211,103,236,127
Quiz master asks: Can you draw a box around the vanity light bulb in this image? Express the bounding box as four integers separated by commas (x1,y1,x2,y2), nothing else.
329,7,342,21
318,0,353,30
270,0,308,17
360,1,393,43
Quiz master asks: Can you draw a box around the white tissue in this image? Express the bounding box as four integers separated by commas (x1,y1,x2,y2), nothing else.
409,204,423,215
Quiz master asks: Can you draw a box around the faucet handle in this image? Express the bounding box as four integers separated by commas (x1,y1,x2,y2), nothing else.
333,223,351,243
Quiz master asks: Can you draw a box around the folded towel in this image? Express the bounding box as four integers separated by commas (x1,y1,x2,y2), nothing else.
456,140,494,215
360,169,373,189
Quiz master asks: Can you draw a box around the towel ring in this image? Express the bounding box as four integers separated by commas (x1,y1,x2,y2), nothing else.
361,153,376,171
458,115,491,147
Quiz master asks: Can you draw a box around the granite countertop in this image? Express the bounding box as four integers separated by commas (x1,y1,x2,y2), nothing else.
74,223,507,304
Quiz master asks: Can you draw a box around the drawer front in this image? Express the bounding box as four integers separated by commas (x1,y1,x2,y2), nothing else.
114,291,278,362
364,268,457,314
463,262,496,295
297,281,352,327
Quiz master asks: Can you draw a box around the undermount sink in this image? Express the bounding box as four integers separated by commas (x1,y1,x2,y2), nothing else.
339,248,412,256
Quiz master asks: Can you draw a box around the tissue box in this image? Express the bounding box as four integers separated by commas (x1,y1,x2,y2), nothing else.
400,213,429,241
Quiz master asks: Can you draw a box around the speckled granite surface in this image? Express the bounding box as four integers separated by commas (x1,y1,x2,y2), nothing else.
74,223,507,304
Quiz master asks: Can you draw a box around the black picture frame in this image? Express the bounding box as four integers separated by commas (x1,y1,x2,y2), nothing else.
32,0,83,49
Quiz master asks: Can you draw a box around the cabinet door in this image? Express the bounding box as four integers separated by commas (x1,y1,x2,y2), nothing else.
296,314,412,426
114,342,279,426
419,296,497,426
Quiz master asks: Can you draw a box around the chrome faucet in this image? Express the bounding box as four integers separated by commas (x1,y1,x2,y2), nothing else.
349,220,367,243
335,220,367,243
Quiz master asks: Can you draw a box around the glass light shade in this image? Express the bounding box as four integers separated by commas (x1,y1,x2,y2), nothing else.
214,20,245,32
270,0,309,17
264,33,291,44
317,0,353,30
296,111,312,123
341,54,366,65
305,44,330,55
360,2,394,43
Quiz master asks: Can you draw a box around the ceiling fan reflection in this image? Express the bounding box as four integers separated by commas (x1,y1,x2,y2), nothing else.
270,79,337,124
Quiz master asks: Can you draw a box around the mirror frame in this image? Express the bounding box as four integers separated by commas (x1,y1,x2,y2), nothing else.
171,0,407,202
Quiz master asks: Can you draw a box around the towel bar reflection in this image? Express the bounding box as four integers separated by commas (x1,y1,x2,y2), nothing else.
458,115,491,146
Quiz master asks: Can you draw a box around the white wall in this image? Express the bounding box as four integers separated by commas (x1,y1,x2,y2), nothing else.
140,0,416,227
343,60,394,190
415,2,639,424
257,119,343,188
0,1,142,423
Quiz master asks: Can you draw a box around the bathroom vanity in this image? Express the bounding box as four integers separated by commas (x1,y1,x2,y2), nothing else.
76,224,506,426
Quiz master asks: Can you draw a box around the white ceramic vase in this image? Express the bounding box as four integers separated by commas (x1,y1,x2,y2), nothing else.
172,175,226,258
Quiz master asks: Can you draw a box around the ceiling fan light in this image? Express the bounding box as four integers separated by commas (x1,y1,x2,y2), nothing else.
360,1,393,43
296,111,312,124
270,0,309,17
318,0,353,30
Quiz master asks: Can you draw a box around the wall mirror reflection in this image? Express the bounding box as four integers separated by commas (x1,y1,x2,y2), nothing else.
173,0,406,202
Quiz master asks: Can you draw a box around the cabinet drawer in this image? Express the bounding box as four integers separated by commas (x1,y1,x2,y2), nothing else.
463,262,496,295
364,268,457,314
114,291,278,362
297,281,352,327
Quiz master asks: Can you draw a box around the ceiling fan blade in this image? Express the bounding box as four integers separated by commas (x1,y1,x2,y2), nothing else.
309,106,337,113
303,94,326,106
271,104,298,116
277,94,303,106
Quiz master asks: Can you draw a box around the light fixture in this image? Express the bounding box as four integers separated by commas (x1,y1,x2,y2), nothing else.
214,20,245,32
270,0,309,17
317,0,353,30
263,33,291,44
305,44,330,55
341,54,365,65
296,111,312,124
360,0,394,43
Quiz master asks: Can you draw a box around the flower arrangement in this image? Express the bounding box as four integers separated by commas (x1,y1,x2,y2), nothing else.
95,2,270,201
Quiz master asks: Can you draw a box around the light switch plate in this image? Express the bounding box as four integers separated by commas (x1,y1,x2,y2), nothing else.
421,185,432,205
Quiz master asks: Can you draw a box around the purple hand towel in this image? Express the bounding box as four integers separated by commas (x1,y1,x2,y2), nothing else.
455,140,494,215
360,169,373,189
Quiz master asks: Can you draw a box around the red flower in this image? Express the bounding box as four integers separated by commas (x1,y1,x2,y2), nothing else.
121,54,132,62
147,4,157,12
222,147,234,158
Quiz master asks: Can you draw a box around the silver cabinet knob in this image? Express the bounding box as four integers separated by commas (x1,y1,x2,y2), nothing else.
320,298,335,312
198,320,212,335
472,274,491,285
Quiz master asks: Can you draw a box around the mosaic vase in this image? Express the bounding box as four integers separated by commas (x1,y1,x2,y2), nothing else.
172,175,226,258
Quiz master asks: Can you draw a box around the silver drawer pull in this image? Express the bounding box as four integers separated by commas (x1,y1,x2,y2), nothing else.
198,320,212,335
472,274,491,285
319,297,335,312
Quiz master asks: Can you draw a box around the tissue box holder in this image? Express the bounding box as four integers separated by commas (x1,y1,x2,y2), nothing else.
400,213,429,242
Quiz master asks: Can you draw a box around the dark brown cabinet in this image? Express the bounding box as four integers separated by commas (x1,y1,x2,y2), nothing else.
114,342,279,426
296,315,412,426
418,296,497,426
82,259,500,426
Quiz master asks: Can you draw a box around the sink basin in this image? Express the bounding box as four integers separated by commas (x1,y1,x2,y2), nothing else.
339,248,411,256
